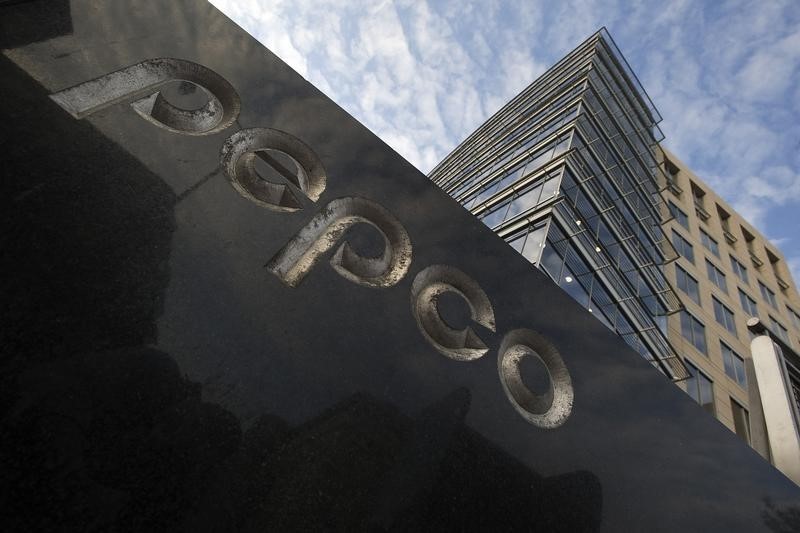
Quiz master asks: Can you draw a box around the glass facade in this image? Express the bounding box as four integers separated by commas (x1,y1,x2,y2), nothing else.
430,29,687,379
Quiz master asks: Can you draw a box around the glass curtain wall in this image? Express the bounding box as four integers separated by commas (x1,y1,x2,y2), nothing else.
430,29,687,380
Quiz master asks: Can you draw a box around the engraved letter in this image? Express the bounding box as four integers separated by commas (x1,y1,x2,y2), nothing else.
266,197,412,288
498,329,573,428
220,128,326,212
410,265,496,361
50,58,240,135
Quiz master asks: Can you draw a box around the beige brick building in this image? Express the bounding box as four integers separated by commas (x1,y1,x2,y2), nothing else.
660,148,800,450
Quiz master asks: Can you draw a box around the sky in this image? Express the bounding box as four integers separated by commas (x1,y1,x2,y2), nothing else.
211,0,800,282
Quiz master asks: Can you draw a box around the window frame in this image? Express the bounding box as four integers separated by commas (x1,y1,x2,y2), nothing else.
685,358,715,414
675,263,701,305
669,201,689,229
680,310,707,355
712,296,737,335
700,228,720,258
759,281,777,309
705,258,728,293
730,255,749,284
720,341,747,389
789,306,800,331
672,229,695,263
769,315,790,344
738,288,758,318
731,397,751,444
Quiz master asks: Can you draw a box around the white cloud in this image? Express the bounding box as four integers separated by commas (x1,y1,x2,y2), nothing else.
736,45,796,104
211,0,800,277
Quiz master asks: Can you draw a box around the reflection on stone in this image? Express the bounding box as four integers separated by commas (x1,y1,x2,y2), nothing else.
3,1,800,530
5,348,602,532
0,53,600,531
0,0,72,48
762,498,800,532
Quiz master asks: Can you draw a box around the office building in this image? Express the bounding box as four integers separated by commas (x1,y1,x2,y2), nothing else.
430,29,687,380
661,149,800,451
430,29,800,457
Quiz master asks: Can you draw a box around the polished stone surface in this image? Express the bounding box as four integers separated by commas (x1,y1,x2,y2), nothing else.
1,1,799,531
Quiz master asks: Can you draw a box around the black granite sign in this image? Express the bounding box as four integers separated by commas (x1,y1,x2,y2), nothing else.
1,1,799,531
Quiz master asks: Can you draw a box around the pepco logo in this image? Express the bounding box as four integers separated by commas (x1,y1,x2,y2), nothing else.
51,58,574,429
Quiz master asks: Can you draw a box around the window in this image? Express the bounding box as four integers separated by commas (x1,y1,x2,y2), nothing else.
664,158,680,194
508,232,526,253
766,248,786,288
742,227,762,266
505,184,541,221
731,398,751,444
680,310,707,355
508,220,549,264
699,228,719,257
770,315,790,344
738,289,758,318
669,201,689,229
672,229,694,263
691,182,704,206
691,182,710,220
523,223,549,263
713,297,737,335
789,306,800,331
705,259,727,293
558,247,591,308
730,255,749,284
675,264,700,305
759,281,777,309
717,205,735,243
685,359,715,414
721,342,747,388
480,200,510,229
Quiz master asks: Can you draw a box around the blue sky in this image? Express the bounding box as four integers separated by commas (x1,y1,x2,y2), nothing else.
212,0,800,281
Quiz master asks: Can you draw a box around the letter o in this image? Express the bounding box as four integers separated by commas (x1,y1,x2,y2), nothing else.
498,329,573,428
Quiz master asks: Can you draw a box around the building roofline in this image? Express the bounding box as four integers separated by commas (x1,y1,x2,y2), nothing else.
660,146,796,277
595,28,662,125
429,28,661,178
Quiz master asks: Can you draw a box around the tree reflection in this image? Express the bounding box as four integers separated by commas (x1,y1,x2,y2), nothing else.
763,498,800,533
